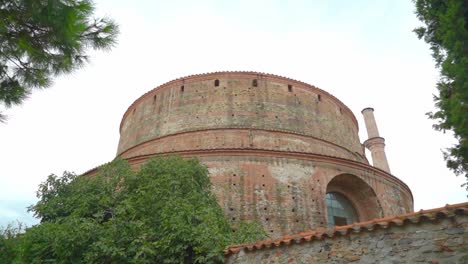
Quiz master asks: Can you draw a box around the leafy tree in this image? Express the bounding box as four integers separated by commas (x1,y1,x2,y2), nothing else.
19,157,266,263
0,0,118,122
414,0,468,190
0,222,25,264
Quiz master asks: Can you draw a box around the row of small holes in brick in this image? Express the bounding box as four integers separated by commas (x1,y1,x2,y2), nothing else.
132,79,325,115
231,174,319,193
230,216,302,223
231,229,278,233
179,79,322,99
230,174,322,219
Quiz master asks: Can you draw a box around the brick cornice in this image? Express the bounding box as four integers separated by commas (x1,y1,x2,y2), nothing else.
117,127,366,161
87,148,413,201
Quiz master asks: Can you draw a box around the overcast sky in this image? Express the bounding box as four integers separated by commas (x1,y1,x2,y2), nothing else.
1,0,466,227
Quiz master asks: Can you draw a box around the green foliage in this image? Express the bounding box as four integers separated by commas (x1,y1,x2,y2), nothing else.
414,0,468,190
0,0,118,121
0,222,25,264
18,156,267,263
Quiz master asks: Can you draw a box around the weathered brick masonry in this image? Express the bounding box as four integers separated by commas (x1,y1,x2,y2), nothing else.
225,202,468,264
111,71,413,237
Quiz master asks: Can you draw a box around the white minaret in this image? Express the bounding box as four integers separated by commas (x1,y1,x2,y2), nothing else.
362,107,391,173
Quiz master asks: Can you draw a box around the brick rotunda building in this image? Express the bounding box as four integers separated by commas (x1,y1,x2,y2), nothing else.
113,71,413,238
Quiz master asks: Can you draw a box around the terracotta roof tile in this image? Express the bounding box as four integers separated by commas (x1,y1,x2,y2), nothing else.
224,202,468,255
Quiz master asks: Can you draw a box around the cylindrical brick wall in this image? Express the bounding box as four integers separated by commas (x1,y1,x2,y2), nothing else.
118,72,363,161
113,72,413,237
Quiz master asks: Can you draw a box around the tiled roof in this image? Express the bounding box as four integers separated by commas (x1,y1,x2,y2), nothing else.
225,202,468,255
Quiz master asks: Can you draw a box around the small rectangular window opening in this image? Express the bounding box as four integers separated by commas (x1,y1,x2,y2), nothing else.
288,85,292,92
318,94,322,101
214,79,220,87
180,85,184,92
334,216,348,226
252,79,258,87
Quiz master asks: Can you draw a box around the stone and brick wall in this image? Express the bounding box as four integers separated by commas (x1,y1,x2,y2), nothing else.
120,152,413,237
117,72,362,159
105,72,414,237
225,203,468,264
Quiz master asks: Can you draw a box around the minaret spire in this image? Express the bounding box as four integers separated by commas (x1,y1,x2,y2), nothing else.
361,107,391,173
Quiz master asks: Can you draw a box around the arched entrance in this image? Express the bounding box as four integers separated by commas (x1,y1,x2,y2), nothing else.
326,174,382,227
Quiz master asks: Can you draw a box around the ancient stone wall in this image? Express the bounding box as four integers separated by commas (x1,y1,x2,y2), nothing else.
117,72,363,160
122,153,412,237
111,72,414,238
225,205,468,264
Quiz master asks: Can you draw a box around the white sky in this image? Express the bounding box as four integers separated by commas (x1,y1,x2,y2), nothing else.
0,0,466,227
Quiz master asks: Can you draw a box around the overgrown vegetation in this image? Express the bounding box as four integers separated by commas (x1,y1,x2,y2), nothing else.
0,222,24,264
413,0,468,191
1,157,266,263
